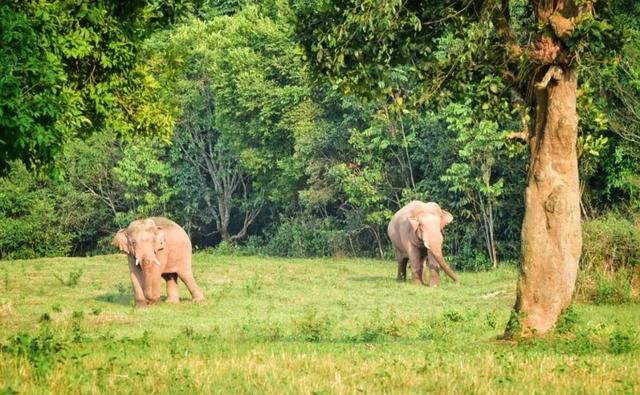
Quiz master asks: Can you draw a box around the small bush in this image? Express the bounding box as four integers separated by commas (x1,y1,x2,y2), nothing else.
1,324,67,379
555,306,579,334
594,271,632,305
443,309,465,323
609,329,637,355
352,310,403,342
243,235,266,255
54,269,84,288
559,330,597,355
294,308,331,342
214,240,241,255
577,213,640,304
582,213,640,271
265,216,347,257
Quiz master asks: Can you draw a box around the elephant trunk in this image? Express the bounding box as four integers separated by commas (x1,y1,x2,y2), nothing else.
141,257,162,303
425,241,458,282
439,258,459,282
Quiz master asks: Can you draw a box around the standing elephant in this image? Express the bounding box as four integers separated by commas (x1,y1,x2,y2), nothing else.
112,217,205,307
387,201,458,286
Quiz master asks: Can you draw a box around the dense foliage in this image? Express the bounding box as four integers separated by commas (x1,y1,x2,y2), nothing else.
0,0,638,280
0,0,199,171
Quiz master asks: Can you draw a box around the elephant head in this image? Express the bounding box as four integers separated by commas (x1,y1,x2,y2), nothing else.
408,206,458,282
112,219,166,301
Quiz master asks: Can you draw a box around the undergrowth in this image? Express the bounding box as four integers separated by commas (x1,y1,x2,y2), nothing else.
577,213,640,304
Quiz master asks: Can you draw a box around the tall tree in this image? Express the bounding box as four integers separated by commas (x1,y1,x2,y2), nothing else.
147,5,314,241
294,0,622,335
0,0,197,172
499,0,585,336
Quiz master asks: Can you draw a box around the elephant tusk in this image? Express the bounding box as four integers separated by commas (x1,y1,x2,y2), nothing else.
153,258,161,266
135,257,140,266
423,240,431,250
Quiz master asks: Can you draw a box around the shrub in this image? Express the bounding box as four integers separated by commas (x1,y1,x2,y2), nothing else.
294,308,332,342
351,309,403,342
555,305,579,334
265,216,347,257
581,213,640,271
0,161,97,260
609,328,637,355
1,324,67,379
593,270,632,305
54,269,84,288
577,213,640,303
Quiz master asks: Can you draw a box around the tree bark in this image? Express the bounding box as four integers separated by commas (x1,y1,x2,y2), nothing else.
507,65,582,336
495,0,589,338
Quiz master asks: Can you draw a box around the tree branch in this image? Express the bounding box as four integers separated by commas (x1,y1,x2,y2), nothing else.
535,65,564,89
487,0,523,59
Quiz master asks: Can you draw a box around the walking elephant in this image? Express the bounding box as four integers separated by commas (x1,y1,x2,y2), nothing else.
387,201,458,286
112,217,205,307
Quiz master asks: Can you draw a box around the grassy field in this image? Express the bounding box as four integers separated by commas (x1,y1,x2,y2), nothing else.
0,254,638,394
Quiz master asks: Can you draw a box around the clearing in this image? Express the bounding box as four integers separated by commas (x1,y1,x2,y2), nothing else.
0,254,638,394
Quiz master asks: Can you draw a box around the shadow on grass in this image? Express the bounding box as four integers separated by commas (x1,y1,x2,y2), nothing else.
95,293,197,306
95,293,132,306
348,276,393,283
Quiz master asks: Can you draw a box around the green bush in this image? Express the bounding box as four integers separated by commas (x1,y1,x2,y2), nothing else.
294,308,332,342
555,305,579,334
582,213,640,271
577,213,640,304
593,270,632,305
1,324,68,379
265,216,347,257
0,162,97,260
351,309,403,342
609,328,637,355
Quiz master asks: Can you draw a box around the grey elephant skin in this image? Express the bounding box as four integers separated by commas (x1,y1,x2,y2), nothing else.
387,201,459,286
112,217,205,307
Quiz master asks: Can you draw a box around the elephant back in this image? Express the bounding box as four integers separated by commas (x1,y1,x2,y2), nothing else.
148,217,179,228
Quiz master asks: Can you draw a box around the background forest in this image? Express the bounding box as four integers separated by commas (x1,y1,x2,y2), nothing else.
1,0,639,297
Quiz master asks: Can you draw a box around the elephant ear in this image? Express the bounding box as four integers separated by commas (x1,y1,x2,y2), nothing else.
112,230,129,254
440,209,454,229
408,216,421,238
154,226,166,252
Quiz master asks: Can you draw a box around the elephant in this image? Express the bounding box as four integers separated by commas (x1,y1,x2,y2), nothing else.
112,217,205,308
387,201,458,286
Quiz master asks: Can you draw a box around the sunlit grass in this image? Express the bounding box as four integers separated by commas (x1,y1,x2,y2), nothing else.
0,254,638,394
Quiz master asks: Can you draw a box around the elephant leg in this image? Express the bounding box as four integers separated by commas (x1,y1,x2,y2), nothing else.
178,269,205,302
409,250,425,285
397,257,408,282
128,258,147,308
162,273,180,303
427,252,441,287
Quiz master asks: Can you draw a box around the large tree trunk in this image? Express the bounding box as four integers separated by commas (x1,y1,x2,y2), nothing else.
507,65,582,336
498,0,589,338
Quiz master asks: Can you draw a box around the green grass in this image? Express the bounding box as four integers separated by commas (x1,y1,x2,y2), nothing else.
0,254,638,394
